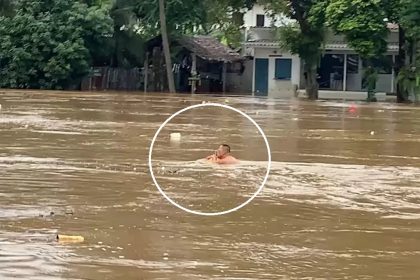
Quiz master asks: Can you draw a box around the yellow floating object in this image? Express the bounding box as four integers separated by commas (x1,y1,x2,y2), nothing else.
56,234,84,243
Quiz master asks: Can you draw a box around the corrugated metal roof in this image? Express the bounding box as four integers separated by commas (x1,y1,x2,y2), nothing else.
146,35,242,62
243,40,399,51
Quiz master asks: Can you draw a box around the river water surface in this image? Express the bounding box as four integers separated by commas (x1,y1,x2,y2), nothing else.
0,90,420,279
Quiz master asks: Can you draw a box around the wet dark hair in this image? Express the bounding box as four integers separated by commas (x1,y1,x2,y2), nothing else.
220,144,230,153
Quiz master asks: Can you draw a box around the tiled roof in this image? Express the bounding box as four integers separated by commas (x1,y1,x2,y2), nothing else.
177,36,242,62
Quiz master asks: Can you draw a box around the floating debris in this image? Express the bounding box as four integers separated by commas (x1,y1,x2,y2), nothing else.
57,234,84,243
348,104,357,113
65,208,74,215
170,132,181,142
370,131,375,136
39,211,55,218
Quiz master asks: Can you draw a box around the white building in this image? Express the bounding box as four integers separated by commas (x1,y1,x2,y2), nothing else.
231,4,399,99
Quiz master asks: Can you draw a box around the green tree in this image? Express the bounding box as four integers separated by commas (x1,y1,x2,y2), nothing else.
326,0,389,101
398,0,420,101
111,0,256,91
0,0,113,89
377,0,409,102
260,0,329,100
0,0,13,16
110,0,146,68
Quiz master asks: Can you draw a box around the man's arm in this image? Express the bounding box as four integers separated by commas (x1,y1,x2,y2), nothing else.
206,154,217,161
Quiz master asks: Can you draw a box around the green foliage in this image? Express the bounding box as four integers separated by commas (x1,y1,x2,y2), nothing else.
0,0,14,16
0,0,113,89
326,0,388,59
396,66,420,98
132,0,207,36
276,23,325,66
112,0,255,47
362,66,378,101
400,0,420,39
396,0,420,100
326,0,390,101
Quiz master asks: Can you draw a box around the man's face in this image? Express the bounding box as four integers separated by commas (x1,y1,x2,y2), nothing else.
216,145,228,158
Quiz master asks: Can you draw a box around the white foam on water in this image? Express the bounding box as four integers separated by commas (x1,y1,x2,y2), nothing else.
151,160,420,218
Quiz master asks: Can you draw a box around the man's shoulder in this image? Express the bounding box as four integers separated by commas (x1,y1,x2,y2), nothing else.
220,155,239,164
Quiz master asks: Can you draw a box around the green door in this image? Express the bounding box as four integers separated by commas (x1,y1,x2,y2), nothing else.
255,58,269,96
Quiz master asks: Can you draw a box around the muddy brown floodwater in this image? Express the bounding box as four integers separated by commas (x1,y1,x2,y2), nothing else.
0,90,420,280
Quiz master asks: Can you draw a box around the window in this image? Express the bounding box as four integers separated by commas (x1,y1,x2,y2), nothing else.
275,58,292,80
256,14,265,27
346,55,359,74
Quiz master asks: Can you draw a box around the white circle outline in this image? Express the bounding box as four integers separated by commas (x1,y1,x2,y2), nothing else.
148,102,271,216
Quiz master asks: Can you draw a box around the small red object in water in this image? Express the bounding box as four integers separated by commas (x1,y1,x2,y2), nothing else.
348,104,357,113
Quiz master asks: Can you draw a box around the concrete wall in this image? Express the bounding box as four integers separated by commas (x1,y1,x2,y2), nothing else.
226,60,253,93
298,90,389,101
243,4,273,27
253,48,300,98
346,73,394,93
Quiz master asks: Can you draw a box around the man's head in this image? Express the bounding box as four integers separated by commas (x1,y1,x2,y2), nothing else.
216,144,231,158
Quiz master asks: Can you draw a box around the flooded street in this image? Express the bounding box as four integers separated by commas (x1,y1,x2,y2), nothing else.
1,90,420,279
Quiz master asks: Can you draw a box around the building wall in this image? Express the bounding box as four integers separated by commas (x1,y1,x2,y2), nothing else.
253,48,300,98
226,60,253,93
243,4,272,27
243,4,291,28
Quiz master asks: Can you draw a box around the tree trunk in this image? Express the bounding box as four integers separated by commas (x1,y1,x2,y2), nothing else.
158,0,175,93
411,39,418,102
304,63,318,100
396,25,408,103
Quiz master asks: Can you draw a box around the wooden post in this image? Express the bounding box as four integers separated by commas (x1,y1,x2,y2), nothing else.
343,54,347,91
391,54,395,93
191,53,197,94
144,52,149,93
222,62,227,93
152,47,160,92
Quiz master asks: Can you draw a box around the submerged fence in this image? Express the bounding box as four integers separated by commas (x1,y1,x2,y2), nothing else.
81,67,142,91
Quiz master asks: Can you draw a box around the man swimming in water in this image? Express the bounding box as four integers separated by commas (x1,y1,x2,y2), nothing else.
206,144,239,164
